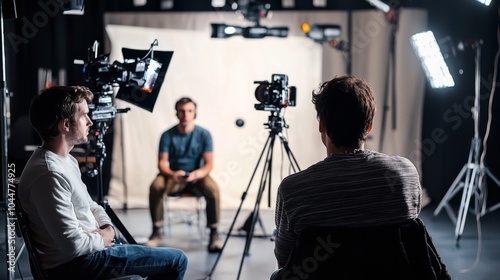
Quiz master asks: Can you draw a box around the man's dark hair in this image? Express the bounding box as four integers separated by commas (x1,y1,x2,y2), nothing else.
30,86,93,141
175,97,197,112
312,75,376,148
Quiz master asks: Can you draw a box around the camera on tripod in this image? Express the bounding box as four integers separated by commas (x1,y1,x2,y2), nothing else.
254,74,296,111
82,41,163,123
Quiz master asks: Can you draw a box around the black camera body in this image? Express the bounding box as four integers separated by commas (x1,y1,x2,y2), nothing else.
254,74,296,111
82,44,163,122
84,53,160,92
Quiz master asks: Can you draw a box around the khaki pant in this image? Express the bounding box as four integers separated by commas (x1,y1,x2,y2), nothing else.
149,174,220,229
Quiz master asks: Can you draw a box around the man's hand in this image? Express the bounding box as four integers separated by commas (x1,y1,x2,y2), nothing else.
185,170,202,183
172,170,189,183
96,224,115,247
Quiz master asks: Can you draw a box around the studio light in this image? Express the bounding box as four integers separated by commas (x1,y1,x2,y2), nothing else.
476,0,492,6
410,31,455,89
211,24,243,38
231,0,271,24
301,23,341,43
211,23,288,39
366,0,390,13
210,1,287,39
365,0,399,25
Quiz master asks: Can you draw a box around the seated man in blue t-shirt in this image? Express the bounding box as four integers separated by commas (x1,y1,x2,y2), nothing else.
146,97,221,253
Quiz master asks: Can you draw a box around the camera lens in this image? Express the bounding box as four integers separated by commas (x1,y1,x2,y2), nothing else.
255,84,270,103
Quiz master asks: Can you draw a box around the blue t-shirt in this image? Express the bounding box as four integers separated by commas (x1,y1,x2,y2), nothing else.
159,125,213,172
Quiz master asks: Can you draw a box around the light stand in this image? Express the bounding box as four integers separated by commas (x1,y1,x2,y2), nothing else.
378,6,399,151
0,1,14,279
206,110,300,280
433,40,500,246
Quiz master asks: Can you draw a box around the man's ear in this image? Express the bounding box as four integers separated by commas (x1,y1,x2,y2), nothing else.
367,122,373,133
60,118,70,132
319,118,325,133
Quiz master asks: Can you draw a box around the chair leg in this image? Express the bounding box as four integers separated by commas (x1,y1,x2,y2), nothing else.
164,196,206,245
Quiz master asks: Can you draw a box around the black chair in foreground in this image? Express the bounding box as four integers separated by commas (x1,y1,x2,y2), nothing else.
271,218,451,280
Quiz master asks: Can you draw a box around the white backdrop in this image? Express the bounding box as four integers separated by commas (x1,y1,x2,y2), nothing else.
104,9,429,210
106,25,324,209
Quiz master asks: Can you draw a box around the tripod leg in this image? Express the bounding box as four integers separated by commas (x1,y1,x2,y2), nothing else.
206,133,273,279
105,205,137,244
483,168,500,214
238,175,269,279
242,140,274,253
455,165,478,246
236,132,277,280
434,165,467,220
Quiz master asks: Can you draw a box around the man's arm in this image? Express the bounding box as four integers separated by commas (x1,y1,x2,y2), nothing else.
186,151,213,182
31,174,107,254
96,225,115,247
89,200,115,247
158,152,186,183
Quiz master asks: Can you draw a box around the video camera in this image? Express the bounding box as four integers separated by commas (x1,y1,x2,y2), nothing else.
254,74,296,111
82,40,164,122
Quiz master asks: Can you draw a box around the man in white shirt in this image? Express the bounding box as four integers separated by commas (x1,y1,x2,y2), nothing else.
19,86,188,279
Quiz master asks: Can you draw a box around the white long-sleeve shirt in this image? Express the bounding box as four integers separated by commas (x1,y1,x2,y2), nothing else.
19,148,112,269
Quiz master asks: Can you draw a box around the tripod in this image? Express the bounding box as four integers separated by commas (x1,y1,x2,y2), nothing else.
90,120,137,244
433,40,500,247
206,110,301,280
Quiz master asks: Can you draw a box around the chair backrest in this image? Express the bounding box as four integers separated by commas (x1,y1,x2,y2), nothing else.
272,218,451,280
14,190,48,280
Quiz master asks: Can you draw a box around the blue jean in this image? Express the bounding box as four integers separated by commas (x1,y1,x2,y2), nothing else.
45,244,188,280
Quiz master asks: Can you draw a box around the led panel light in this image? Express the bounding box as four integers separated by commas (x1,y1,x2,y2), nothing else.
476,0,492,6
410,31,455,89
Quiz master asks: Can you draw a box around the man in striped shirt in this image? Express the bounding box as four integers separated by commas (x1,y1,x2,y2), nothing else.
273,75,422,271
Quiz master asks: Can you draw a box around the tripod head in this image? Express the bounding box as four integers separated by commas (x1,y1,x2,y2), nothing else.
265,109,288,134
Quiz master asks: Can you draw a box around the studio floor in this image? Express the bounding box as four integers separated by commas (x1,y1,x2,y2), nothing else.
1,200,500,280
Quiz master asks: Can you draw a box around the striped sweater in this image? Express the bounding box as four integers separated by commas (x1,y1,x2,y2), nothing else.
274,150,422,267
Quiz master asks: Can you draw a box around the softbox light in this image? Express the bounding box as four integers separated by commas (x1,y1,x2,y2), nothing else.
476,0,492,6
116,48,173,112
410,31,455,89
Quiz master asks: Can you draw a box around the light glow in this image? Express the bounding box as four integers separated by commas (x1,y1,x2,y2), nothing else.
224,26,237,35
476,0,492,6
411,31,455,89
366,0,390,13
301,22,310,33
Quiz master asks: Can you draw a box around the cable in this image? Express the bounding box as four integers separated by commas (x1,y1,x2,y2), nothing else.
460,14,500,274
478,13,500,200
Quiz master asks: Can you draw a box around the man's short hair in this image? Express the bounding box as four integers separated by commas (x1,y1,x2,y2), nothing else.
30,86,93,141
312,75,376,148
175,97,197,112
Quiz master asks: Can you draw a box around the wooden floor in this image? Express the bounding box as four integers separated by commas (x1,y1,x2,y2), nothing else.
2,201,500,280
